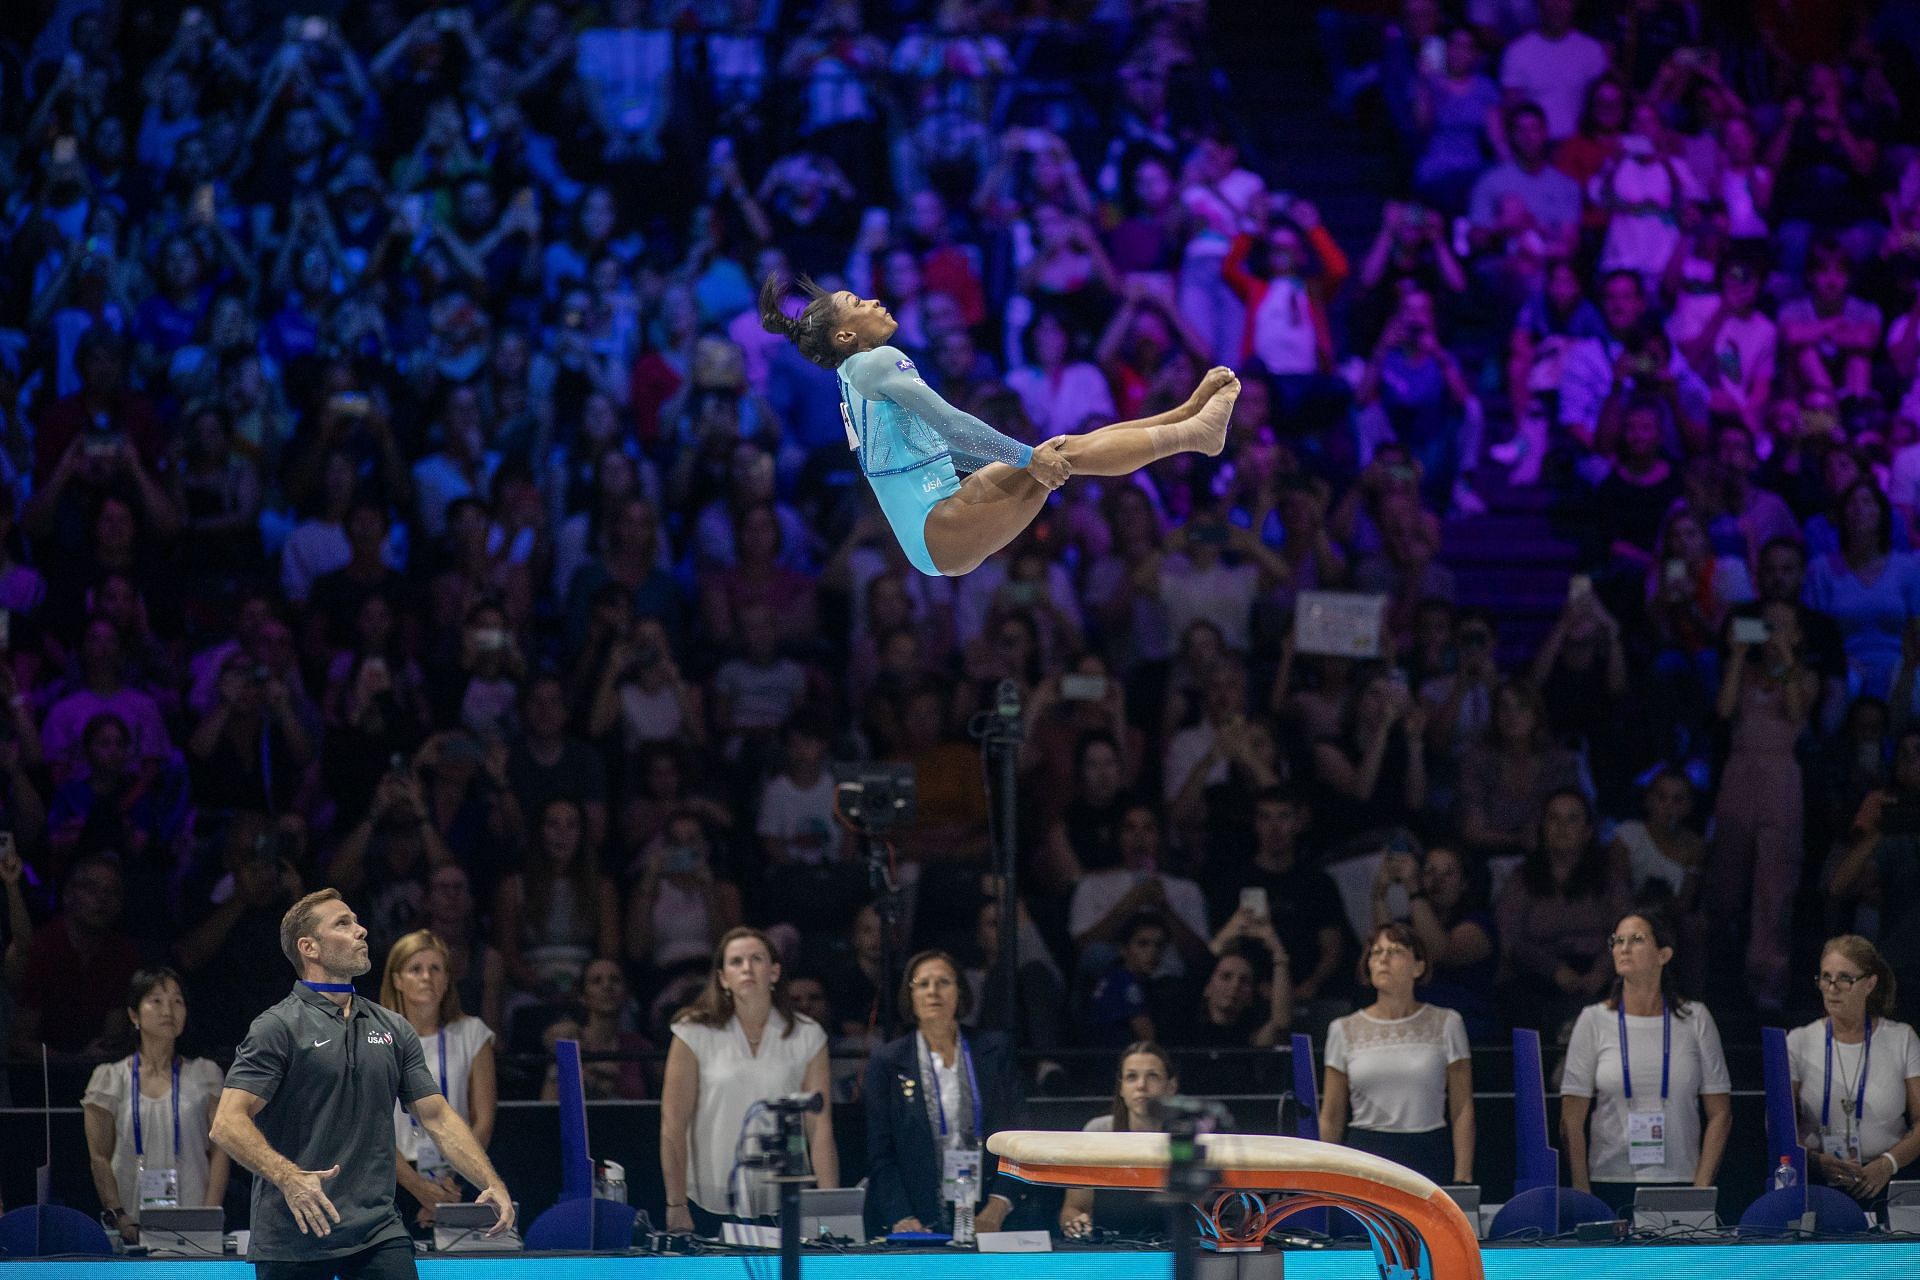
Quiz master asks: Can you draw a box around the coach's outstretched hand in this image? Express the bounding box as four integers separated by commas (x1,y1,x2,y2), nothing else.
278,1164,341,1236
477,1183,517,1237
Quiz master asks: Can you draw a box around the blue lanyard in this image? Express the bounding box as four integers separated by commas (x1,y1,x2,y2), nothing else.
130,1052,181,1161
302,981,356,993
409,1030,449,1133
1618,1003,1671,1102
1822,1018,1873,1128
925,1035,983,1142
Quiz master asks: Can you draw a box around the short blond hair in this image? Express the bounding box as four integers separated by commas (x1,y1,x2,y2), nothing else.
280,889,343,971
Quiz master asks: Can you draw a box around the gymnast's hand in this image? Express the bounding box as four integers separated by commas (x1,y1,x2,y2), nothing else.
1027,439,1070,490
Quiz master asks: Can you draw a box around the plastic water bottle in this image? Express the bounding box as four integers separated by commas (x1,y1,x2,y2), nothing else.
1773,1155,1799,1191
595,1159,628,1203
952,1169,977,1245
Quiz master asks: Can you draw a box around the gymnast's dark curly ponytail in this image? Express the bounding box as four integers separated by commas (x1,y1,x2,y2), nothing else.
758,273,845,368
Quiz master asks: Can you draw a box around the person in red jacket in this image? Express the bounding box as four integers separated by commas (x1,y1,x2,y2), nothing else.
1221,198,1352,436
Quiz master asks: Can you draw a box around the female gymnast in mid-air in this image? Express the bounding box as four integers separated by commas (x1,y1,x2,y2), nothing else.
758,275,1240,577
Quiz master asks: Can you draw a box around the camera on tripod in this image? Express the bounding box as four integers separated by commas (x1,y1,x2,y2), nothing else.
833,763,917,833
1151,1095,1233,1200
739,1093,824,1177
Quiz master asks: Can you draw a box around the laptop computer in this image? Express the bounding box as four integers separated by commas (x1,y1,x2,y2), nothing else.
1887,1180,1920,1233
1440,1185,1482,1239
793,1187,866,1243
1632,1186,1717,1233
140,1207,225,1258
433,1201,522,1253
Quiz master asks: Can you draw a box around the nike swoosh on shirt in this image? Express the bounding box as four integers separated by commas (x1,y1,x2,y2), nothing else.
312,1039,332,1048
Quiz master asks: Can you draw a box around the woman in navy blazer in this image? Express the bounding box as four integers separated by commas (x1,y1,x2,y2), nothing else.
863,950,1028,1237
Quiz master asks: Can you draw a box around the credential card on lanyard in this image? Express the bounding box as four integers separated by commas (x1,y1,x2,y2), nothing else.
413,1032,452,1176
132,1053,182,1208
1619,1004,1670,1167
138,1165,181,1210
1626,1109,1667,1167
941,1147,980,1205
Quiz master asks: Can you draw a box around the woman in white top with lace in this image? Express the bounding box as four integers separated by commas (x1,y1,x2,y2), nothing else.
1320,923,1474,1186
1787,934,1920,1206
379,930,497,1227
82,968,229,1245
661,927,838,1234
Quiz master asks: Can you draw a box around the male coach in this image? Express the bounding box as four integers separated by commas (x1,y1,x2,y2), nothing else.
211,889,513,1279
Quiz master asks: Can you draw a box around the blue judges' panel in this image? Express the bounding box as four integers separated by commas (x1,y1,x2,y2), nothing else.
11,1247,1920,1279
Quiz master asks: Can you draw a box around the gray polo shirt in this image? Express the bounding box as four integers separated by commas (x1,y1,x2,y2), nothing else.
225,982,440,1260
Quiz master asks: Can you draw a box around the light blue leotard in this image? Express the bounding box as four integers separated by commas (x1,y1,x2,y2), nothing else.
836,346,1035,577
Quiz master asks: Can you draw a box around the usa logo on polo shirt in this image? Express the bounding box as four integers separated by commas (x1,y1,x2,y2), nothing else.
367,1029,394,1045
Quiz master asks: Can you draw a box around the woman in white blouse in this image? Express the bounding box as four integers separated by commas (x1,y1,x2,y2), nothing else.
82,968,229,1244
1320,923,1474,1185
379,929,498,1228
661,926,838,1234
1788,934,1920,1206
1562,910,1731,1213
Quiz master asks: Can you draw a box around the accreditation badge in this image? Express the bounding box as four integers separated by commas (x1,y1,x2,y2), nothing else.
137,1162,181,1210
1626,1109,1667,1167
941,1147,981,1206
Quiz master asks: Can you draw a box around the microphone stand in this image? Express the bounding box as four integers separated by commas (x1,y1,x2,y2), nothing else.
754,1097,822,1280
860,827,903,1041
1155,1097,1230,1280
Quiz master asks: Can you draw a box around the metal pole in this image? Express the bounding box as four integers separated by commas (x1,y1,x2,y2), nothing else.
779,1172,803,1280
990,681,1021,1041
865,832,900,1041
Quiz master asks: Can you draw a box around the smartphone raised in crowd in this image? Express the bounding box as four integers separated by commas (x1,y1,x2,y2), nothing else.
1060,673,1107,702
1730,616,1771,646
1238,886,1269,921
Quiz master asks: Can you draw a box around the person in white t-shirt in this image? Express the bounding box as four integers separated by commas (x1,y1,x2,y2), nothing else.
1561,910,1731,1214
1320,923,1474,1187
1787,934,1920,1206
1499,0,1608,140
756,713,848,865
1068,800,1212,978
1778,238,1883,400
1150,508,1290,654
1681,254,1776,436
378,930,497,1227
1178,129,1267,363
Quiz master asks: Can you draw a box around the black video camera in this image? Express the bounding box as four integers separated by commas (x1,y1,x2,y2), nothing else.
833,763,917,833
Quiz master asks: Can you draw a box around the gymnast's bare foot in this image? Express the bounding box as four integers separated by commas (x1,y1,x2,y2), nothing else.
1178,367,1238,418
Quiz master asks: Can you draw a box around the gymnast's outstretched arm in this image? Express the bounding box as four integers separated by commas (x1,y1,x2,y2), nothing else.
845,347,1035,472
